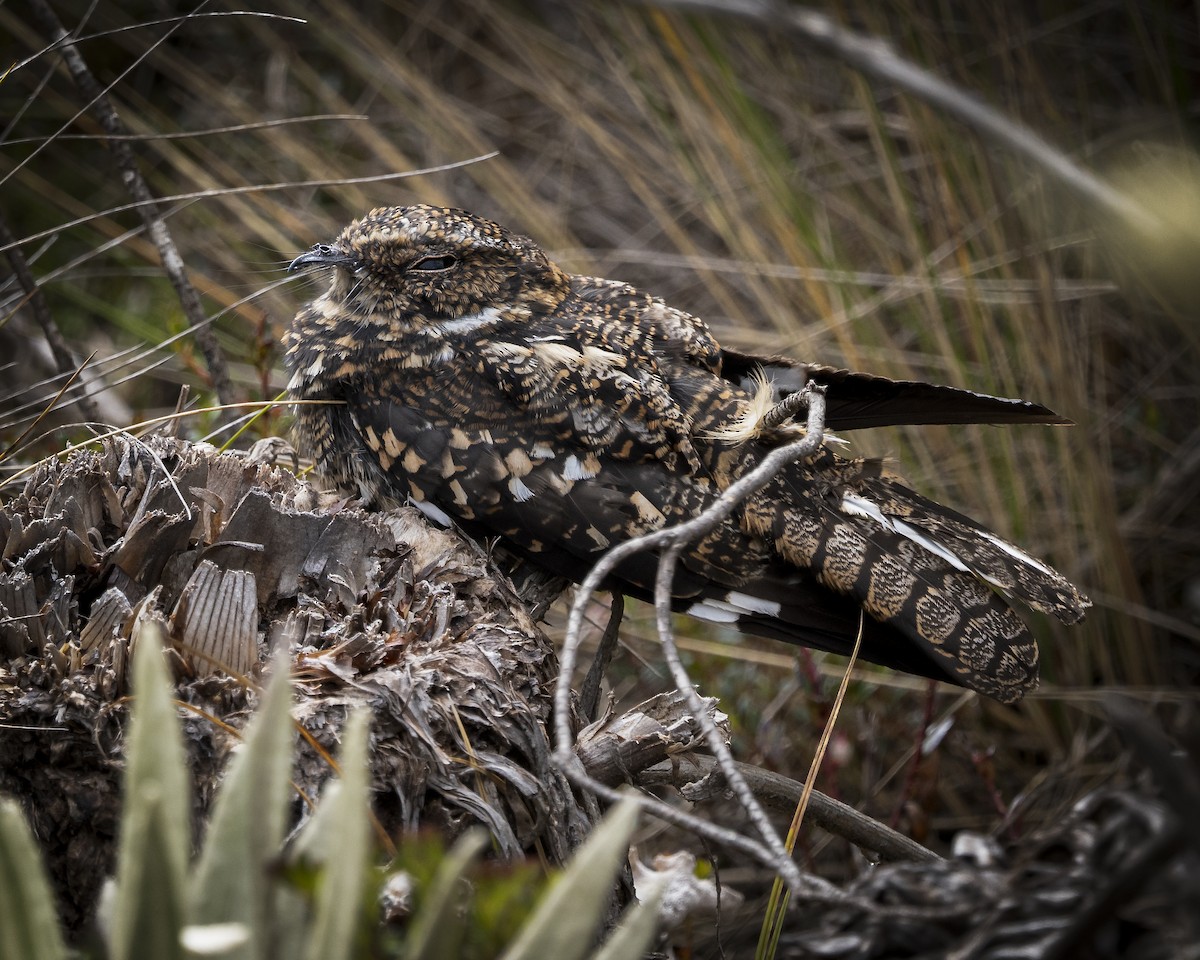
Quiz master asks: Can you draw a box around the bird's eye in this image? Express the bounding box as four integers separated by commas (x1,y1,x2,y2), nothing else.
408,255,457,272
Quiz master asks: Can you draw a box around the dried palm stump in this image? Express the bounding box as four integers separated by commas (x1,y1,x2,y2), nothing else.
0,437,667,931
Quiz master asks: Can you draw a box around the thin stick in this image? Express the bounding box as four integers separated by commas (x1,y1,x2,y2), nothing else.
0,211,101,425
28,0,233,409
635,756,938,864
652,544,808,893
556,384,827,892
559,758,842,900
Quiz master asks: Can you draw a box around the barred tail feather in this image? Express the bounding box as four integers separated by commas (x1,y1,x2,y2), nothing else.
739,476,1088,702
853,479,1091,623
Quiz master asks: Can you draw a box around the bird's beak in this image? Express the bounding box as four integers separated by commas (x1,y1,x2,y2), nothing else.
288,244,357,273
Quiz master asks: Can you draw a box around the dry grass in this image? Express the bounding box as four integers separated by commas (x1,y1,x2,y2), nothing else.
3,0,1197,869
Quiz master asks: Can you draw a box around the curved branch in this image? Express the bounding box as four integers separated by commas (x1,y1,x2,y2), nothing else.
556,384,828,893
635,755,939,864
27,0,234,411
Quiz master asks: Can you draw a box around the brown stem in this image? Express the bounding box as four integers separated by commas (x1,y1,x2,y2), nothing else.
0,210,102,426
644,0,1159,234
579,592,624,722
27,0,235,415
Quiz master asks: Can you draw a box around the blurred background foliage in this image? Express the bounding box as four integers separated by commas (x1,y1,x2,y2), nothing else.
2,0,1198,865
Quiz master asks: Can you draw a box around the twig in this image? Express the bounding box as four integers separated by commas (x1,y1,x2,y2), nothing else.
654,540,807,887
0,210,101,425
579,592,623,722
636,756,939,864
1038,795,1180,960
1,155,502,257
643,0,1161,235
561,759,842,900
555,383,828,894
761,387,809,430
28,0,235,412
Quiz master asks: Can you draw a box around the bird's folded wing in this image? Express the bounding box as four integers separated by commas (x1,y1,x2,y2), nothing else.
720,349,1073,430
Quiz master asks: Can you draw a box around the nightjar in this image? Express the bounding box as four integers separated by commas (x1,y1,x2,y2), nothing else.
286,204,1089,702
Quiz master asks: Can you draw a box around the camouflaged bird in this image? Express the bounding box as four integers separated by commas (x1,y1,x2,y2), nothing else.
286,204,1089,703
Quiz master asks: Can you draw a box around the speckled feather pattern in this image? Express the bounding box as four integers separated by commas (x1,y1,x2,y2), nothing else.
286,204,1090,702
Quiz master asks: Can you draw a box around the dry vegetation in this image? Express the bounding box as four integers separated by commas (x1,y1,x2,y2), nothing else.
3,0,1199,945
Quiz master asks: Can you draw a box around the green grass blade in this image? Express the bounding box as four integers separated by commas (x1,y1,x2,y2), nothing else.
500,795,639,960
110,625,190,960
591,874,665,960
188,651,294,960
0,799,67,960
303,709,372,960
403,828,489,960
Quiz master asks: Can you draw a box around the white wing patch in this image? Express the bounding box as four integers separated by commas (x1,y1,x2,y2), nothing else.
563,455,597,481
724,591,783,617
411,497,453,528
687,601,741,624
980,530,1058,577
508,476,535,502
691,593,783,620
841,492,971,573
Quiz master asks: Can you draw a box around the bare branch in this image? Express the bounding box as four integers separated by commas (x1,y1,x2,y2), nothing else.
0,210,101,425
635,755,939,864
556,384,828,893
27,0,234,410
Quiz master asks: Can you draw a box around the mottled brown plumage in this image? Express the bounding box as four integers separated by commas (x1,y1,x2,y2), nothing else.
286,205,1089,702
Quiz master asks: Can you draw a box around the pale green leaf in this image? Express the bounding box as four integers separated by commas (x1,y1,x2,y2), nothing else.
190,652,294,960
303,709,372,960
500,796,639,960
0,799,67,960
591,875,665,960
404,828,489,960
110,625,190,960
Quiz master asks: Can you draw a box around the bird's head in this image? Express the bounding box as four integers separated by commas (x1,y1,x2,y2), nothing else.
289,204,570,326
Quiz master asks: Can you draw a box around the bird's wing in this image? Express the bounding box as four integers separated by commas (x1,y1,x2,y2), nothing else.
335,278,1085,702
720,349,1073,429
349,374,1010,690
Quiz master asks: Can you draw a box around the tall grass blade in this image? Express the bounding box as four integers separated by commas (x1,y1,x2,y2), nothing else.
0,799,67,960
188,652,294,960
302,709,372,960
500,795,641,960
110,625,190,960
